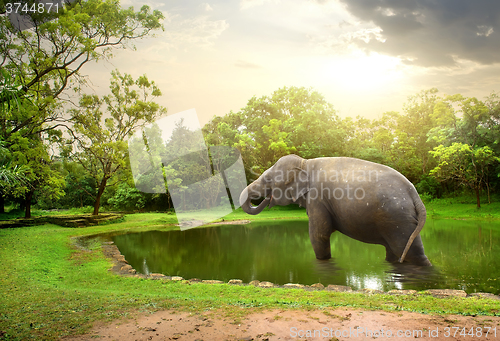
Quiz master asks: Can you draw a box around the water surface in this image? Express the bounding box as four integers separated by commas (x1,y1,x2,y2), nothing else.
111,219,500,293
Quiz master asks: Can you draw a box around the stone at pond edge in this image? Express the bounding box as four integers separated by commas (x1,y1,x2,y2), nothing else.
148,273,167,279
249,280,260,286
468,293,500,300
171,276,184,281
310,283,325,289
202,280,224,284
357,288,384,295
258,281,275,288
424,289,467,298
228,279,243,285
284,283,305,289
388,289,417,295
326,285,352,292
120,264,133,271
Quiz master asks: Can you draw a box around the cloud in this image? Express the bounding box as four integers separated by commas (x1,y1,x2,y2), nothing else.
234,60,263,69
164,15,229,48
200,3,213,12
336,0,500,67
240,0,277,10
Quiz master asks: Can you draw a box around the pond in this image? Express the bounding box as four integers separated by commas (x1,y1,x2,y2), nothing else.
111,219,500,294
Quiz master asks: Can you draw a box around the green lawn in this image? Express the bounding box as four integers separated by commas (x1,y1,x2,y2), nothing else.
425,198,500,220
1,208,500,340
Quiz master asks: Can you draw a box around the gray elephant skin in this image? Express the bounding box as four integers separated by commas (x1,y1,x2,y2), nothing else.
239,154,432,266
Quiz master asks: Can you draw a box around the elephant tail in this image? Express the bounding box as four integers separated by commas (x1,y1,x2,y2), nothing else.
398,189,427,263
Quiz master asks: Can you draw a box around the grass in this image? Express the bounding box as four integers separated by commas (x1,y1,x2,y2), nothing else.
1,209,500,340
425,197,500,220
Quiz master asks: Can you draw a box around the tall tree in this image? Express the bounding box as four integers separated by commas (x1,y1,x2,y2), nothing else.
399,88,441,177
1,0,163,213
0,68,63,217
222,86,342,178
0,0,164,114
68,70,166,215
430,143,499,208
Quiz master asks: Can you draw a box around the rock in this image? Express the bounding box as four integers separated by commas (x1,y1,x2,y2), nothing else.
228,279,243,285
467,293,500,300
202,280,224,284
189,278,202,282
326,285,352,292
388,289,417,295
310,283,325,289
424,289,467,298
149,273,167,279
120,264,133,271
171,276,184,281
358,288,384,295
249,280,260,286
283,283,304,289
258,281,275,288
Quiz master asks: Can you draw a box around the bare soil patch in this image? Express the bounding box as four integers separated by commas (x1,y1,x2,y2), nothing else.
64,308,500,340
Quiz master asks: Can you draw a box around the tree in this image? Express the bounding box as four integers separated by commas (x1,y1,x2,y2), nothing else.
208,86,342,179
0,68,64,217
0,70,28,212
0,0,164,114
399,88,441,177
68,70,166,215
429,143,499,208
426,93,500,199
1,0,163,214
107,183,145,211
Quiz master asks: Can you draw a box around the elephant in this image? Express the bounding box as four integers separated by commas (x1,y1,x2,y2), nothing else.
239,154,432,266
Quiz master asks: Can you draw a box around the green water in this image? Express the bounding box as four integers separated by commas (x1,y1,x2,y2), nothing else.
111,219,500,294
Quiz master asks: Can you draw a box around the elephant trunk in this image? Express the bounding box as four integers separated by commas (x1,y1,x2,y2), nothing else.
239,186,271,215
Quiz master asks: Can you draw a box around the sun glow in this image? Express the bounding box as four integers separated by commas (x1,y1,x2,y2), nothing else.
320,53,403,91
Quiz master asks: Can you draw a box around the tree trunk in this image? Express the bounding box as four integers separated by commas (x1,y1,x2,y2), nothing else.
475,186,481,209
0,193,4,213
93,178,108,216
25,189,34,218
486,179,491,204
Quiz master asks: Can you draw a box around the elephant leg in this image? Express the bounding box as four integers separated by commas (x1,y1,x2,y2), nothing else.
402,235,432,266
384,247,399,263
385,234,431,266
307,205,334,260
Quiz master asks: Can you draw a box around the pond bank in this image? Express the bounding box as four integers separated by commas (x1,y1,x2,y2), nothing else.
100,236,500,300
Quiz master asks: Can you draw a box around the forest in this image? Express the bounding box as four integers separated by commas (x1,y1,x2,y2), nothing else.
1,0,499,218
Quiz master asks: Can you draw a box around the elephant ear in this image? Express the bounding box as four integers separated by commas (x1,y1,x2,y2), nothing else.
285,167,309,202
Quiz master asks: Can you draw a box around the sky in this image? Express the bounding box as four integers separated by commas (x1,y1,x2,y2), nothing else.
83,0,500,126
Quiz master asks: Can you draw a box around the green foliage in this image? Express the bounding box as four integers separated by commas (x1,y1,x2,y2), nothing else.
0,0,164,215
203,87,500,205
429,143,500,207
68,70,166,215
416,174,441,198
37,164,97,210
204,86,343,179
0,0,164,113
108,183,146,211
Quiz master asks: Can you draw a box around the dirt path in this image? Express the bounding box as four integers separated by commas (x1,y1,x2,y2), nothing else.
64,308,500,340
